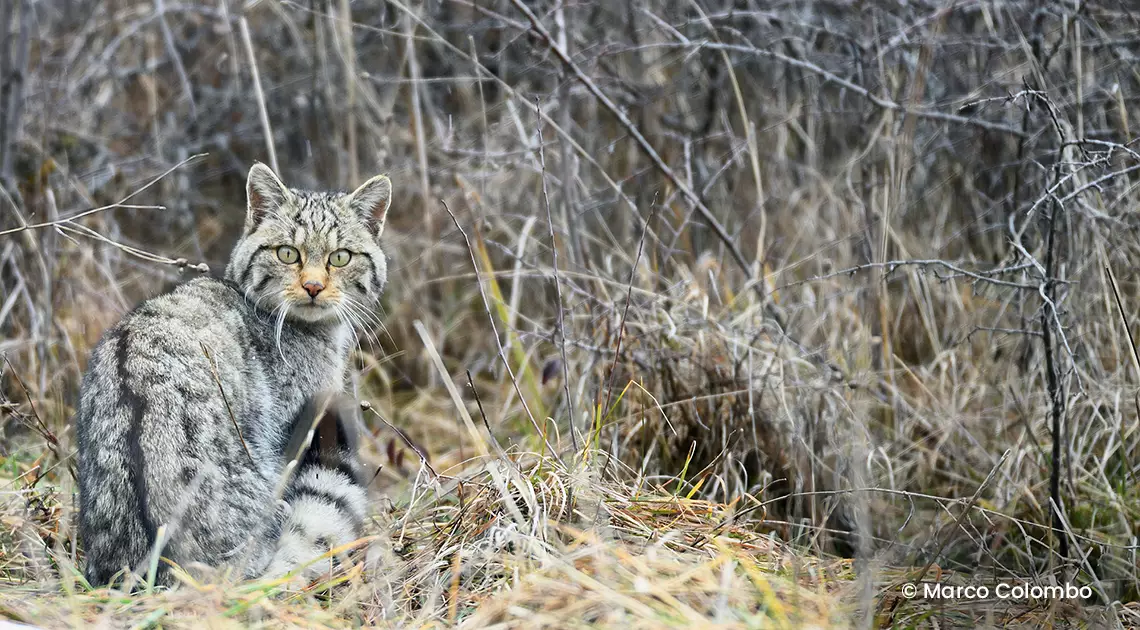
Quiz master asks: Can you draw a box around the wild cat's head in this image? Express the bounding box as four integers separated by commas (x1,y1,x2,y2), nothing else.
225,163,392,326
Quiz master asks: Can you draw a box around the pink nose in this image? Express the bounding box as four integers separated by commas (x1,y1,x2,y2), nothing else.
303,281,324,298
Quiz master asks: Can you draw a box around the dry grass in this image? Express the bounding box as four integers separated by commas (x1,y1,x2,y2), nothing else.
0,455,860,628
3,0,1140,627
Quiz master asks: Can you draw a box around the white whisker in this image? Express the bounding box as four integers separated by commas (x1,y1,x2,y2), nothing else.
340,298,385,352
337,302,373,353
336,305,361,355
274,301,290,362
339,298,384,358
341,295,384,329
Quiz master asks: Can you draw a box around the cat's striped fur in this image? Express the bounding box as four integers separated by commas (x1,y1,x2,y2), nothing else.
76,164,390,586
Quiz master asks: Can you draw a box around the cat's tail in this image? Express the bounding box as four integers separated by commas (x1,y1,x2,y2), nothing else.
262,393,368,582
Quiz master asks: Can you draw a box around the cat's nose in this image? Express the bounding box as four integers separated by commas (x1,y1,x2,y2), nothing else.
303,281,324,298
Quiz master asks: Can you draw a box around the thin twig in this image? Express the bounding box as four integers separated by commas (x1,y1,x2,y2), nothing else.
1103,262,1140,378
439,200,564,466
405,9,431,225
239,16,278,173
536,98,577,455
0,154,206,238
153,0,197,119
1105,264,1140,426
361,400,439,479
0,0,29,184
602,199,659,418
199,342,255,468
1,356,67,480
666,40,1028,137
774,259,1049,292
465,369,510,461
1042,198,1068,561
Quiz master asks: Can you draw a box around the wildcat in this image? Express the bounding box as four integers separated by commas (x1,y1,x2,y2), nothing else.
75,163,390,586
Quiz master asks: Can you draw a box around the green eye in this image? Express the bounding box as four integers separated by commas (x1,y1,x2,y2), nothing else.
329,249,352,267
276,245,300,264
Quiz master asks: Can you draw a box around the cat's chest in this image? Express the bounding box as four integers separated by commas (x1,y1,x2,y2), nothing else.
272,342,349,407
248,322,349,404
250,331,350,466
250,320,349,387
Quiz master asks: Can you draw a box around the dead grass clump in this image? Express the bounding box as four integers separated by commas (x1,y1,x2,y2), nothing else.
592,268,863,556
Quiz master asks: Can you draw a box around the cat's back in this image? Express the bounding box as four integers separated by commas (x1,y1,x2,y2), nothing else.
86,276,247,352
76,276,276,585
78,276,252,421
132,275,250,326
78,276,264,425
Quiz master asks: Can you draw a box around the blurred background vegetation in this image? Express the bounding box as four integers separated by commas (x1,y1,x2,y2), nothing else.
3,0,1140,626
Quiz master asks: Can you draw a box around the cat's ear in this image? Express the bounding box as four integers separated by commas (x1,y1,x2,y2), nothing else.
246,162,290,232
346,174,392,238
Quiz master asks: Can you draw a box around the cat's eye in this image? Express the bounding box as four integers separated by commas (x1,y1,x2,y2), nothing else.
329,249,352,267
276,245,300,265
